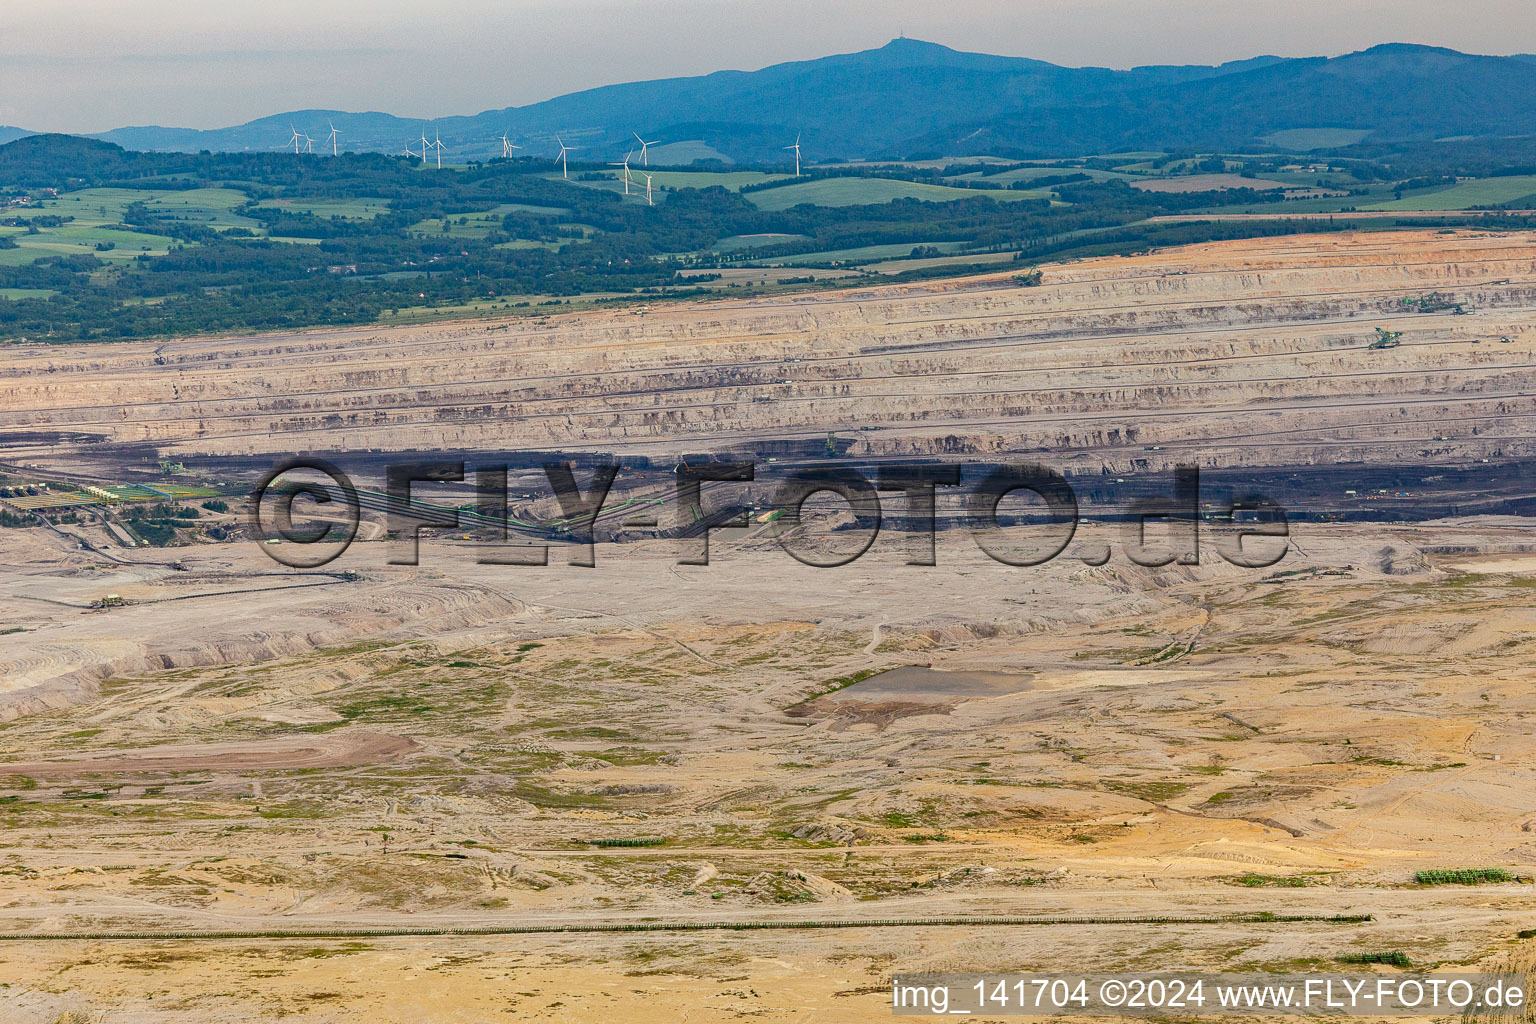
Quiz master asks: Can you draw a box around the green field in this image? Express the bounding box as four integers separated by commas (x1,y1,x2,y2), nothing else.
19,187,258,229
254,196,393,219
411,203,573,238
411,211,509,238
0,244,41,267
380,293,629,322
678,266,857,287
1191,180,1406,215
1364,176,1536,211
0,287,57,300
712,233,813,252
640,140,734,165
592,170,790,192
748,240,970,265
863,250,1021,274
945,166,1129,186
493,239,569,251
1,186,250,264
498,202,571,216
844,156,1018,170
1263,128,1373,151
1264,170,1367,188
0,222,180,264
745,177,1046,211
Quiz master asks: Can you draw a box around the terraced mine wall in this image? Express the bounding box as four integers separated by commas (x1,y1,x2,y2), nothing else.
5,231,1536,480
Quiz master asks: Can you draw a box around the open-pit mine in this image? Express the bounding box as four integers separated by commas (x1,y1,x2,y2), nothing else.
4,230,1536,1022
4,230,1536,469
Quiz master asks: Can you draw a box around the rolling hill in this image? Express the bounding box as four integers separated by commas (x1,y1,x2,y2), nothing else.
21,38,1536,164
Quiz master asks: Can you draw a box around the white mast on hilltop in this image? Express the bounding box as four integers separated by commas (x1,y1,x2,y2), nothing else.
325,120,342,157
283,125,304,154
643,171,654,206
431,131,445,169
302,133,314,155
609,151,634,195
784,132,801,176
632,131,661,166
500,133,522,158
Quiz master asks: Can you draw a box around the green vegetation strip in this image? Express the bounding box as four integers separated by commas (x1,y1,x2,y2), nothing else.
1414,868,1512,885
589,837,666,847
1337,951,1411,968
0,912,1370,941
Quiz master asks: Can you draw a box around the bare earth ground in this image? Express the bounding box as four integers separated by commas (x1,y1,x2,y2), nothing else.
4,520,1536,1021
2,232,1536,1021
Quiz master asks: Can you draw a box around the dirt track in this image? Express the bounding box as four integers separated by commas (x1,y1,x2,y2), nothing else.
0,729,417,776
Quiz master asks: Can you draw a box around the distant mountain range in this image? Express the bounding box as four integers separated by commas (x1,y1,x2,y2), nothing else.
12,39,1536,164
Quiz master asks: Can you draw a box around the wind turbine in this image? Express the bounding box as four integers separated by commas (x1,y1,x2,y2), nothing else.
419,131,443,169
499,133,522,159
632,132,661,166
401,140,417,159
609,151,634,195
325,120,341,156
555,135,580,179
643,172,654,207
284,125,304,154
784,132,801,176
302,133,315,155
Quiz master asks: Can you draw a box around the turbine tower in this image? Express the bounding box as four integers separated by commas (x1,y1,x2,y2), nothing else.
500,133,522,159
784,132,801,176
325,120,341,156
284,125,304,154
555,136,580,179
643,172,654,207
431,130,444,169
419,131,431,165
609,151,634,195
302,133,315,155
632,132,661,166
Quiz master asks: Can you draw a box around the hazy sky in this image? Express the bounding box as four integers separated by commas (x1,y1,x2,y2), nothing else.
5,0,1535,133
